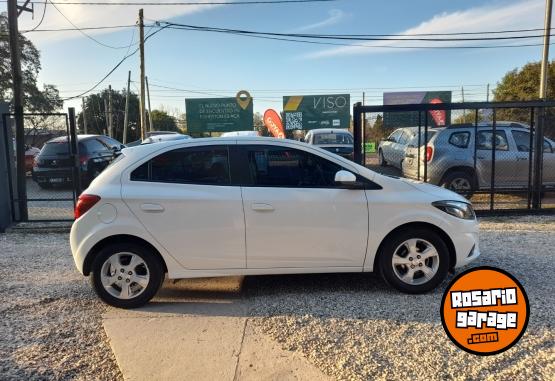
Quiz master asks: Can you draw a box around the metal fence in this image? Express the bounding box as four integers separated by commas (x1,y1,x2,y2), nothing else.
1,109,80,222
353,101,555,215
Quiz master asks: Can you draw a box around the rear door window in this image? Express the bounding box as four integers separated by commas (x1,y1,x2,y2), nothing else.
477,130,509,151
41,141,69,155
131,146,230,185
85,139,109,153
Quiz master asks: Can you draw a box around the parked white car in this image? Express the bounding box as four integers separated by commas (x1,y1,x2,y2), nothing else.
70,137,480,308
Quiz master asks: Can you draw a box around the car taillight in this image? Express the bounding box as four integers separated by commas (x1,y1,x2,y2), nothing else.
74,194,101,219
425,146,433,162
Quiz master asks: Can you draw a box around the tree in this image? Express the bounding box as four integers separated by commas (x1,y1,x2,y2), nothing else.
78,88,141,143
0,13,62,113
149,110,177,132
493,61,555,138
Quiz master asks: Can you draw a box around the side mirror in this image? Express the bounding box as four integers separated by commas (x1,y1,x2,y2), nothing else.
335,170,359,188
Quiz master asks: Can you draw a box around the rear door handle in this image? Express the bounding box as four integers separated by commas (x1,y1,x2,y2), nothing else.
251,203,274,212
517,157,528,161
141,203,165,213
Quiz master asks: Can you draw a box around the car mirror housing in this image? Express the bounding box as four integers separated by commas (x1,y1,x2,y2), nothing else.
335,170,357,184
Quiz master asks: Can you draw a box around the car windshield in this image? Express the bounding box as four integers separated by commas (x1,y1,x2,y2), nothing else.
41,141,69,155
313,133,353,145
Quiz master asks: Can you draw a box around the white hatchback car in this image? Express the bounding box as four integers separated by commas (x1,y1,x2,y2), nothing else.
70,137,480,308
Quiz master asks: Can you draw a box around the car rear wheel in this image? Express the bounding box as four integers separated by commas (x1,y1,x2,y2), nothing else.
378,149,387,167
378,228,450,293
440,171,475,198
90,243,164,308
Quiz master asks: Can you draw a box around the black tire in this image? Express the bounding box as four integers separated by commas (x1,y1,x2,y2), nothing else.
378,149,387,167
440,171,476,198
378,228,450,294
90,243,164,308
38,182,52,189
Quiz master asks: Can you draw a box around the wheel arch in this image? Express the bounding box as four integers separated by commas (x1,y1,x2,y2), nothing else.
439,166,478,186
82,234,168,276
372,221,456,272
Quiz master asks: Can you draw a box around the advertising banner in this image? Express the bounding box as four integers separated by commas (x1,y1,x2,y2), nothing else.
186,91,254,133
263,109,285,138
383,91,452,128
283,94,350,131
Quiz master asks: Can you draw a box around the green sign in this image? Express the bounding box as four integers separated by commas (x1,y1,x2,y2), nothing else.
364,142,376,153
186,95,253,133
283,94,350,131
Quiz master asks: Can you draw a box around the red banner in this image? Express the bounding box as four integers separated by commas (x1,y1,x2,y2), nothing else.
429,98,446,126
263,109,285,138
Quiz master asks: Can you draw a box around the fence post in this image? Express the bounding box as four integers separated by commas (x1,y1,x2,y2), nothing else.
532,106,545,209
353,102,363,165
68,108,81,200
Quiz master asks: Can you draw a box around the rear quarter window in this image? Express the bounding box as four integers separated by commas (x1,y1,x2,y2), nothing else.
448,132,470,148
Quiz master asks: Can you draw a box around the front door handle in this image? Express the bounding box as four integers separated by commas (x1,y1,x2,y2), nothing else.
141,203,165,213
517,157,528,161
251,203,274,212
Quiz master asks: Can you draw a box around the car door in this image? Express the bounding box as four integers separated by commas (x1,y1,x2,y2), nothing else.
475,129,514,188
383,130,401,163
542,138,555,184
237,143,369,269
121,144,246,270
509,129,534,187
393,130,409,168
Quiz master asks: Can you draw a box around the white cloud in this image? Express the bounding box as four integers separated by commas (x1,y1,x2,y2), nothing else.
304,0,545,59
294,9,346,32
17,0,225,45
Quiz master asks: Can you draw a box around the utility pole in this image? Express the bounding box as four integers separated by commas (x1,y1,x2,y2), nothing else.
7,0,33,222
139,9,147,140
108,85,113,138
123,71,131,144
103,98,109,136
533,0,552,208
461,86,466,119
82,97,88,134
146,76,153,131
486,83,490,102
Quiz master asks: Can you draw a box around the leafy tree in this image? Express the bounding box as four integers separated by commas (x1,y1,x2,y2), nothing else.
493,61,555,138
149,110,178,132
0,13,62,113
78,88,141,143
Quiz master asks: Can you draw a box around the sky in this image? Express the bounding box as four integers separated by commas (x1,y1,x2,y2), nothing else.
1,0,552,115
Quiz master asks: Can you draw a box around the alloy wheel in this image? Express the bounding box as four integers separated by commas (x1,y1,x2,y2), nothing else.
100,252,150,299
391,238,440,285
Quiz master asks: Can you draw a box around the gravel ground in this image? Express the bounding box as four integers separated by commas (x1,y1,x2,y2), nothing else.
0,233,122,381
246,215,555,381
0,216,553,380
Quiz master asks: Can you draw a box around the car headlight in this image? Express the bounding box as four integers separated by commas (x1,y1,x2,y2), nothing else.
432,200,476,220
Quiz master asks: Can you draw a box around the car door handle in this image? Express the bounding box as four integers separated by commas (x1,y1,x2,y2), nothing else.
517,157,528,161
251,203,274,212
476,155,486,159
140,203,165,213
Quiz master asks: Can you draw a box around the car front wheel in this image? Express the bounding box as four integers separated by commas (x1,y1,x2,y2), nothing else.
378,228,450,293
90,243,164,308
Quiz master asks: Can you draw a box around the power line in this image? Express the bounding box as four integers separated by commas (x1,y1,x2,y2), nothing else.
61,25,168,100
26,0,48,32
47,0,139,49
21,24,142,33
162,22,555,43
164,24,555,49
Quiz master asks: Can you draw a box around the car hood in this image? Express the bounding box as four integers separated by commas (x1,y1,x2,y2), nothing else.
400,178,469,203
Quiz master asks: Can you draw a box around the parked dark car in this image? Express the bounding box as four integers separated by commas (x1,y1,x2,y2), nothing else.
32,135,124,189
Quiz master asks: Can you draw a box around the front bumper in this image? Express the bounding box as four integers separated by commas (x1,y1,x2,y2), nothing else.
452,230,481,268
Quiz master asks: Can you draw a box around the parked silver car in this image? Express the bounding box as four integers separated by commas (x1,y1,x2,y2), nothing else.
378,127,437,169
402,122,555,195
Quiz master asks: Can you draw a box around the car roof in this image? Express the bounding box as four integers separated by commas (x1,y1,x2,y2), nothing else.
308,128,352,135
446,121,529,129
46,134,103,143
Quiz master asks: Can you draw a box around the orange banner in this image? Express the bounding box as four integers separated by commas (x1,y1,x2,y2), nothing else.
263,109,285,139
